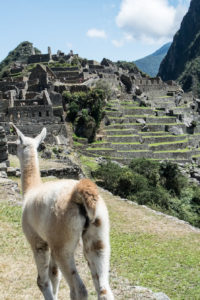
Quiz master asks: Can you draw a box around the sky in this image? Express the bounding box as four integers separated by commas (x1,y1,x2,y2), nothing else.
0,0,191,63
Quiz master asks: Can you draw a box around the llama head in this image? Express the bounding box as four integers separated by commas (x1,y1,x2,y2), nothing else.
9,123,46,160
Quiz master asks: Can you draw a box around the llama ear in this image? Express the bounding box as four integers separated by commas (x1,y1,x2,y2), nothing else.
9,122,25,144
35,128,47,146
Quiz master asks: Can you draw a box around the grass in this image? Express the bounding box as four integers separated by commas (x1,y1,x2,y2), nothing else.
105,129,136,132
118,150,150,153
107,134,138,137
121,106,152,109
108,123,184,126
111,142,140,145
1,193,200,299
192,154,200,158
86,148,113,151
157,96,173,99
91,141,107,145
78,155,99,177
73,141,83,147
143,134,187,138
154,149,190,153
104,192,200,299
149,139,188,147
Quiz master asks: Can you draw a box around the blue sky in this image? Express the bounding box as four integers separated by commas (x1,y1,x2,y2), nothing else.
0,0,190,63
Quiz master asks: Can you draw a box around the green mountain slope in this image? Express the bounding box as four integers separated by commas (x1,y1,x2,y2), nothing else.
134,42,171,77
158,0,200,96
0,41,41,77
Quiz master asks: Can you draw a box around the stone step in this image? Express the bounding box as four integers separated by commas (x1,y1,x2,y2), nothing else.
123,108,154,115
108,157,191,165
153,150,192,160
105,129,137,136
165,124,186,133
149,140,188,151
106,123,176,132
106,135,140,143
112,150,153,159
139,131,170,136
154,102,176,109
169,107,192,115
142,134,188,144
105,111,124,117
146,117,177,124
111,143,148,151
85,148,115,157
89,142,111,149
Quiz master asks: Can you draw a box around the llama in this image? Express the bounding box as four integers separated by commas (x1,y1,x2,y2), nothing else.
10,123,114,300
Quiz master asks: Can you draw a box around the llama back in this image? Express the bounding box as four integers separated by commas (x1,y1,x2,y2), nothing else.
71,178,99,221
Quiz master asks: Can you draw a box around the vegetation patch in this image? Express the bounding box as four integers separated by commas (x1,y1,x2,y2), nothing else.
93,159,200,228
63,89,106,142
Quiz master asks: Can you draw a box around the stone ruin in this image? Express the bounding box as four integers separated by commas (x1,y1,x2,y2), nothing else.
0,45,180,158
0,126,9,177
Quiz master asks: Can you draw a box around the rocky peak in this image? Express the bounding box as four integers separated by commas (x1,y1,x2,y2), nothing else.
158,0,200,96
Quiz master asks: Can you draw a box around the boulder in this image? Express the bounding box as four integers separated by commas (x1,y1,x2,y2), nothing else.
168,126,184,135
120,74,132,93
136,118,146,125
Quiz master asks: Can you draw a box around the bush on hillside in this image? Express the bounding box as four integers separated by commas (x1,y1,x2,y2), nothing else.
94,80,112,100
93,159,200,228
63,89,106,142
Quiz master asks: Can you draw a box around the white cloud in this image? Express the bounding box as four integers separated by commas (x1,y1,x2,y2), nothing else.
87,29,107,39
116,0,190,43
112,39,124,47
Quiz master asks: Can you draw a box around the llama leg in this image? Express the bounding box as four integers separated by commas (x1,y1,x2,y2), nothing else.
32,241,54,300
49,255,61,300
54,249,88,300
82,215,114,300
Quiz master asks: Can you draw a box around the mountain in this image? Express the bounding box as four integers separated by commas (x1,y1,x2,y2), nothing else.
158,0,200,97
0,41,41,77
134,42,171,77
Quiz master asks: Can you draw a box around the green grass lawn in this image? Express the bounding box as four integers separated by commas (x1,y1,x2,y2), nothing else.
1,186,200,299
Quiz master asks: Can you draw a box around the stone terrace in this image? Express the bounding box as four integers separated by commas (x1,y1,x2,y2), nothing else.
83,97,200,164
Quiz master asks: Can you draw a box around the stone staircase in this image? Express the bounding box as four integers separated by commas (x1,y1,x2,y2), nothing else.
82,99,200,164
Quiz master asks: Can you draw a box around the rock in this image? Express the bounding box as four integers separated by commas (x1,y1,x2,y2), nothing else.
0,171,7,178
135,85,142,96
41,150,52,159
7,167,17,176
120,74,132,93
136,118,146,125
0,162,7,172
183,116,193,127
168,126,184,135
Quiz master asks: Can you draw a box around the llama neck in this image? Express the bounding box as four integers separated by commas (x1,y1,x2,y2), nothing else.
20,148,41,195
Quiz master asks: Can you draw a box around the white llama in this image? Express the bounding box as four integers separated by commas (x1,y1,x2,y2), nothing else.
10,123,114,300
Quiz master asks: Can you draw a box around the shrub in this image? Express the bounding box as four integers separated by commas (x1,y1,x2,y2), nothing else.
94,159,200,228
116,170,148,198
159,161,187,196
94,161,123,193
63,89,106,141
129,158,160,187
95,80,112,100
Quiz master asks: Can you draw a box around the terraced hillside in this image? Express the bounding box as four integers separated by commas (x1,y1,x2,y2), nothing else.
83,95,200,164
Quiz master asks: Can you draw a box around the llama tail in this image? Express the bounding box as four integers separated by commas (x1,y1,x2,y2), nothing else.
72,178,99,221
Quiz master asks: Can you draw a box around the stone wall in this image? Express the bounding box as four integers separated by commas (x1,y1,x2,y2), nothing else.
7,105,54,123
0,127,8,163
28,54,50,64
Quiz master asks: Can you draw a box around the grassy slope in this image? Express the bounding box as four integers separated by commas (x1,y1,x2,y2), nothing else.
0,183,200,299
